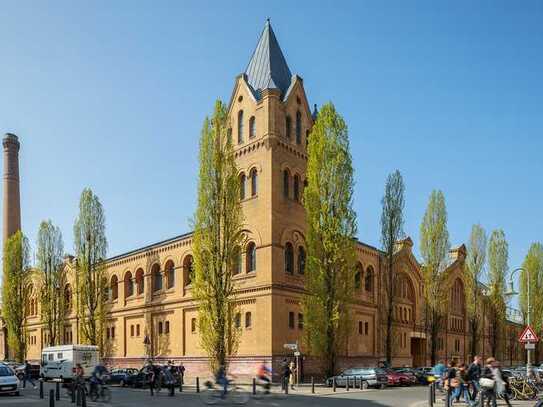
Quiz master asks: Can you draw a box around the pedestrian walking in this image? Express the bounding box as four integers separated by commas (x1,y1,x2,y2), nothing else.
480,357,512,407
178,362,185,384
452,363,471,405
288,361,296,390
281,359,290,391
22,360,37,389
467,355,482,401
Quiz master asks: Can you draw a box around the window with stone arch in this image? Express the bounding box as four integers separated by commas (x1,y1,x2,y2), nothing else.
25,284,34,316
232,245,242,275
295,111,302,145
451,278,464,316
124,271,133,298
285,115,292,140
297,246,306,275
165,260,175,289
135,268,144,295
151,263,162,292
249,116,256,139
283,169,290,198
183,255,194,286
237,110,244,144
293,174,300,201
64,284,72,313
250,168,257,196
246,242,256,273
239,173,246,200
110,275,118,300
365,265,374,293
284,242,294,274
355,263,363,290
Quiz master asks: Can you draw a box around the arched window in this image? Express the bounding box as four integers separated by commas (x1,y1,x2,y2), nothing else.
245,312,252,328
64,284,72,312
165,260,175,289
355,263,363,289
293,175,300,201
183,255,194,286
365,266,374,292
232,246,242,275
235,313,241,328
111,275,118,300
250,168,257,196
284,243,294,274
246,242,256,273
239,173,246,200
249,116,256,138
237,110,244,144
124,271,133,298
135,268,144,295
295,111,302,144
152,264,162,292
285,115,292,140
297,246,306,275
283,170,290,198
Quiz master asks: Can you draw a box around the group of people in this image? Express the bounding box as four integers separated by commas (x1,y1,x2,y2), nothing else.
280,359,298,390
433,355,512,407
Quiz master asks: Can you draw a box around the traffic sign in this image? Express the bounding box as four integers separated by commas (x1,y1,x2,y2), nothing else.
519,325,539,343
283,343,298,350
525,343,536,350
294,351,301,357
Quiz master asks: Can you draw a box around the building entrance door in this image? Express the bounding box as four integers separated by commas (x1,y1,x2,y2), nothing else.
411,337,425,367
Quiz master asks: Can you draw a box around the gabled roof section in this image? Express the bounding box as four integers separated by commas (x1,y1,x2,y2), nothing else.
245,19,293,100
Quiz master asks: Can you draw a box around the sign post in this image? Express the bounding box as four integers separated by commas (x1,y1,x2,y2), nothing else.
518,325,539,375
283,342,301,386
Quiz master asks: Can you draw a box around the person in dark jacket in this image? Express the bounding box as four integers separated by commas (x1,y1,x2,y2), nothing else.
22,360,37,389
480,358,512,407
467,355,482,401
282,360,291,390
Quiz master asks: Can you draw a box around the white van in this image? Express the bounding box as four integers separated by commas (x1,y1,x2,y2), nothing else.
40,345,100,381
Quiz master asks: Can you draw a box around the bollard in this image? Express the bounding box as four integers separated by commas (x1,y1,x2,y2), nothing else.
169,382,175,396
479,391,484,407
40,379,44,399
354,376,357,389
56,381,60,401
333,377,336,392
76,386,81,406
346,376,350,391
432,382,436,404
311,376,315,394
71,381,75,403
428,383,434,407
285,377,288,394
49,389,55,407
196,377,200,393
252,377,256,395
81,387,87,407
179,379,183,393
360,377,364,390
445,387,451,407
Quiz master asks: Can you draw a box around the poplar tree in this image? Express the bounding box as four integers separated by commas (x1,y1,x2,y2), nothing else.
302,102,357,377
419,190,449,365
519,242,543,360
487,229,508,357
1,231,31,361
36,220,66,347
464,224,487,358
74,188,108,348
192,100,244,372
380,170,405,364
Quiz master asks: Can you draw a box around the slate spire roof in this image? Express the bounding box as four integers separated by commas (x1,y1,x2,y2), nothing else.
245,19,293,99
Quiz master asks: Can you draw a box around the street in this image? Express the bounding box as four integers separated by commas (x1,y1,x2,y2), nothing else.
0,382,538,407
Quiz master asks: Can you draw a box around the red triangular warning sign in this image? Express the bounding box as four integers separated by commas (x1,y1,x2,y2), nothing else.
519,325,539,343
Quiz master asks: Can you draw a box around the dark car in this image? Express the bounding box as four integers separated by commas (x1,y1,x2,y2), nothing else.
393,368,419,385
126,366,176,389
326,368,388,389
108,368,138,386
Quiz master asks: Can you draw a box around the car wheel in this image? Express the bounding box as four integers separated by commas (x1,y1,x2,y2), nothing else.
379,383,386,390
120,379,125,387
362,381,368,390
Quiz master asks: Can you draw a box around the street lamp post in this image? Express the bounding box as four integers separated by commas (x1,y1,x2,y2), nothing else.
506,267,531,375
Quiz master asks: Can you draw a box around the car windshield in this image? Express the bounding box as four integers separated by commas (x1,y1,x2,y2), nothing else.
0,366,13,376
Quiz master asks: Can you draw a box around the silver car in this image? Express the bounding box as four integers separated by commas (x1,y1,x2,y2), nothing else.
0,364,19,396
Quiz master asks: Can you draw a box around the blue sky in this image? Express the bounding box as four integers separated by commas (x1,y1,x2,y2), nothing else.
1,1,541,289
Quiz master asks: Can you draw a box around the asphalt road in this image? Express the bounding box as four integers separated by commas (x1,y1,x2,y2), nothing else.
0,382,536,407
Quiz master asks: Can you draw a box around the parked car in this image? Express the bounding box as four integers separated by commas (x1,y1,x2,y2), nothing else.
126,366,176,389
0,363,20,396
326,368,388,389
393,368,418,385
108,368,138,386
381,368,411,386
414,367,434,384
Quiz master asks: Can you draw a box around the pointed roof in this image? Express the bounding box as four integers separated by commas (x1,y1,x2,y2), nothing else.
245,19,292,99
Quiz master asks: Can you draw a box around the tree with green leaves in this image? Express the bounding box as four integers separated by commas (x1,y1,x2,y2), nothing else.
192,100,244,373
1,231,31,361
380,170,405,364
419,190,450,365
464,224,487,358
519,242,543,361
487,229,509,357
302,102,357,377
74,188,108,349
36,220,66,347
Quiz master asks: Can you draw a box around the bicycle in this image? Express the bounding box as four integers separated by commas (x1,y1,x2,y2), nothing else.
253,378,272,400
200,379,250,405
89,383,112,403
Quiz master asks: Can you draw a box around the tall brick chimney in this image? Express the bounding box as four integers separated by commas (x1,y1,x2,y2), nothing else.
3,133,21,246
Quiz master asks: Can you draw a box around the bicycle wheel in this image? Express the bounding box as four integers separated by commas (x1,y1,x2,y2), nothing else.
89,388,99,402
200,387,222,405
101,387,112,403
230,386,250,405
